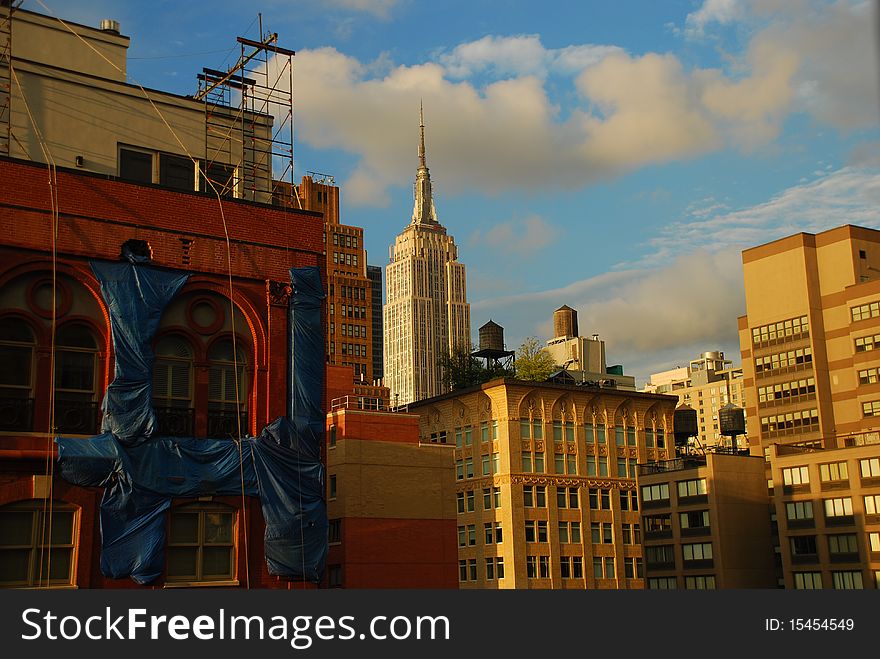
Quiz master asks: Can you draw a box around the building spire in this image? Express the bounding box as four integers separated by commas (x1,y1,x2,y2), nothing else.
418,99,426,169
411,101,438,226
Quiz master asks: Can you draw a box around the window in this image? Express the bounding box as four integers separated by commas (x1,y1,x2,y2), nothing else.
455,459,464,481
860,458,880,478
782,466,809,486
159,153,195,191
621,524,640,544
790,535,817,557
866,494,880,515
869,532,880,552
793,572,822,589
761,408,819,434
119,147,153,183
468,559,477,581
596,425,606,444
153,335,194,436
851,301,880,322
828,534,858,556
329,475,337,499
644,514,672,535
456,492,464,514
586,455,596,476
584,424,595,444
480,421,489,443
459,560,467,582
648,577,677,589
615,425,625,446
328,425,337,448
457,526,466,547
623,557,644,579
466,524,476,546
201,162,236,198
54,324,99,435
680,510,710,530
166,504,236,583
751,315,809,346
859,368,880,385
0,501,77,587
641,483,670,503
755,347,813,374
523,485,546,508
677,478,707,499
328,519,341,544
682,542,713,562
598,456,608,477
484,522,502,544
824,497,853,518
786,501,814,521
520,418,543,440
465,457,474,479
855,334,880,352
591,522,613,544
483,487,501,509
485,557,504,581
862,401,880,417
558,521,580,544
0,318,36,432
206,339,248,438
685,576,716,589
466,490,475,512
819,462,848,483
589,488,610,509
557,487,578,509
526,556,537,579
832,571,864,589
603,557,615,578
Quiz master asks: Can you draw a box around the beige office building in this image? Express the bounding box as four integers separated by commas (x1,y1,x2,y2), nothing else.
739,225,880,455
408,378,678,589
645,351,748,449
384,108,470,405
769,440,880,589
638,451,777,589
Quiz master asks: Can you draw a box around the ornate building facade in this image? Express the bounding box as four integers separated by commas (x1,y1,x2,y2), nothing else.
384,107,470,405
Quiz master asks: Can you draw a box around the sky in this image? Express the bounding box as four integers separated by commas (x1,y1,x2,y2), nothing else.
26,0,880,386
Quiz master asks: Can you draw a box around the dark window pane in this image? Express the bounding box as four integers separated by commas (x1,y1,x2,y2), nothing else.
166,547,198,579
120,148,153,184
201,547,232,577
0,548,31,583
203,513,233,544
169,513,199,544
55,351,94,391
0,511,34,546
56,325,96,349
159,154,194,191
0,346,32,386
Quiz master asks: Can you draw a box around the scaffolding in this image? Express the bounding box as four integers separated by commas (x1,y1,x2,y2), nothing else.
196,26,295,205
0,1,20,158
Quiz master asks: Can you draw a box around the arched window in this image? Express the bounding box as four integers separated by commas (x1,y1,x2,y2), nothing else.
0,318,35,431
166,503,236,584
206,338,248,438
153,335,194,436
0,500,78,588
54,324,99,435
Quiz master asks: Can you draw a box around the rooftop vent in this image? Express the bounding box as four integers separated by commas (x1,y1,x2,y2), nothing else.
100,19,120,34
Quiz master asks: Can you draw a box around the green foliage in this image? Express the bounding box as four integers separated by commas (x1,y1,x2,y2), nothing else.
439,345,513,391
514,336,557,382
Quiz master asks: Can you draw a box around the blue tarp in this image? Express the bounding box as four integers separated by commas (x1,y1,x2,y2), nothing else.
56,261,326,585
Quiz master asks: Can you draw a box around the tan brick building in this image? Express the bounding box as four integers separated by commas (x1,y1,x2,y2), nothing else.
638,452,777,589
408,378,677,589
769,441,880,589
739,225,880,455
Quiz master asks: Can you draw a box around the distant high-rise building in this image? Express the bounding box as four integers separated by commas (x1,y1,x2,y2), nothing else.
384,105,470,405
367,264,384,380
296,174,374,383
644,351,748,449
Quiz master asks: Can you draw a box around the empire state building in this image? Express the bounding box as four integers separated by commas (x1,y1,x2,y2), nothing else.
384,106,470,405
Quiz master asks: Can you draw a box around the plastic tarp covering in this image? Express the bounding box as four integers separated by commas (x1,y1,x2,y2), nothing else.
56,263,327,584
91,260,188,445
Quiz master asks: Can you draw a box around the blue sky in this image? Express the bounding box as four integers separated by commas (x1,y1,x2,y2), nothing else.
27,0,880,385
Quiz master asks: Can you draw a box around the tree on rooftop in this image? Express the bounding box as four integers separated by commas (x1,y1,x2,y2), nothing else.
514,336,556,382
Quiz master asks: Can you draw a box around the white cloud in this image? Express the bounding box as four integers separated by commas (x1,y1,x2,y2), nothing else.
437,34,623,79
643,166,880,265
469,214,560,255
324,0,400,18
684,0,745,38
473,165,880,383
281,39,800,206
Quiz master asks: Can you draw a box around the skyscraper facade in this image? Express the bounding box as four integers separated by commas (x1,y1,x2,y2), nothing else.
384,107,470,405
